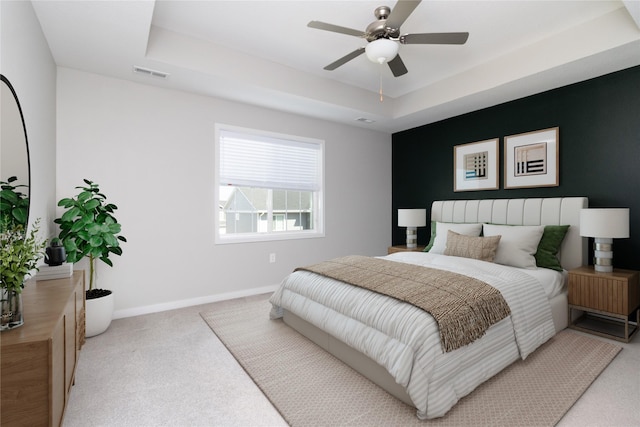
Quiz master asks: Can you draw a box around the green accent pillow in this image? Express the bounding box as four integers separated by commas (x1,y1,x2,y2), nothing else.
423,221,436,252
534,225,570,271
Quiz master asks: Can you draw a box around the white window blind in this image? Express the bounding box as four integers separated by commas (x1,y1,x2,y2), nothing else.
219,129,321,191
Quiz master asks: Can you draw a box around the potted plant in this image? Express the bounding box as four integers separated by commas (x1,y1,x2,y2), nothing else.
1,219,46,330
55,179,127,337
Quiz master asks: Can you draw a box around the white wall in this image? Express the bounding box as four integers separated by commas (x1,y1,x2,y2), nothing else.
56,68,392,317
1,1,57,238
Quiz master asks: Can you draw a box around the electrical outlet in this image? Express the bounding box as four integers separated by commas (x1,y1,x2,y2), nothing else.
269,253,276,263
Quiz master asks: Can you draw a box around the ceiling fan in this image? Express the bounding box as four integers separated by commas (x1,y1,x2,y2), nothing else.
308,0,469,77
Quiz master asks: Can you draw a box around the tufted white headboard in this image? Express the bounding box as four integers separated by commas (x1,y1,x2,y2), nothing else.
431,197,588,271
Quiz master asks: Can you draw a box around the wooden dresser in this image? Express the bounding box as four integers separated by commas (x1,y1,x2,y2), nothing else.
1,271,85,427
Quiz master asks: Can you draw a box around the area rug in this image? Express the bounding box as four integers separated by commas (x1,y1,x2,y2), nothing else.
201,298,621,426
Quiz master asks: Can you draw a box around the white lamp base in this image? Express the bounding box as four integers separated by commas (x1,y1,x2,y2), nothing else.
405,226,417,249
593,237,613,273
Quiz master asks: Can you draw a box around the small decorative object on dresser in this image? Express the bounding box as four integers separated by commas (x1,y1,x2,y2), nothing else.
568,266,639,342
45,237,67,266
397,208,426,249
55,179,127,337
38,236,72,281
35,262,73,281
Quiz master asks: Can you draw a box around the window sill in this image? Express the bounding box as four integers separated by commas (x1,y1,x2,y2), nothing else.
215,230,325,245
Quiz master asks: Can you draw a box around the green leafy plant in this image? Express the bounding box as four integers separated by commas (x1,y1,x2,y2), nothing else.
0,176,30,231
55,179,127,295
0,218,46,293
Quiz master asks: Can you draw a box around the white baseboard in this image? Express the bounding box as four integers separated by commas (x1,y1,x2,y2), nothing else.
112,283,280,319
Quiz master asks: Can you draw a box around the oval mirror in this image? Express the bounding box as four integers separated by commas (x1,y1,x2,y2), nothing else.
1,75,31,232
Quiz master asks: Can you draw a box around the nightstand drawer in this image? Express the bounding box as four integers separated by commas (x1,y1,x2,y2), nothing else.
388,245,426,254
568,267,639,315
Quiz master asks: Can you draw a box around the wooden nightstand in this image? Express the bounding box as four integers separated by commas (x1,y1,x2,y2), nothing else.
388,245,426,254
567,266,640,342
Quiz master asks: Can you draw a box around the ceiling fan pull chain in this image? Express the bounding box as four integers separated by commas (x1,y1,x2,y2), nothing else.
379,67,384,102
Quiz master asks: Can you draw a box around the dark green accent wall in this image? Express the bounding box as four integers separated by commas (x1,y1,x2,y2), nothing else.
392,65,640,270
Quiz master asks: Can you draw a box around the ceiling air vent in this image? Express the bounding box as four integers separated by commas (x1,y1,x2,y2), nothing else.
355,117,375,124
133,66,170,79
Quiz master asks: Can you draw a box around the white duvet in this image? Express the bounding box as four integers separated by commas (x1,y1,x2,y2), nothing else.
269,252,558,419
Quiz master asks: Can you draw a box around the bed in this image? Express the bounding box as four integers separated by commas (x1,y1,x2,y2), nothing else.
269,197,588,419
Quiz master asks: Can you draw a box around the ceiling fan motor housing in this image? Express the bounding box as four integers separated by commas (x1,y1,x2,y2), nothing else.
366,5,400,41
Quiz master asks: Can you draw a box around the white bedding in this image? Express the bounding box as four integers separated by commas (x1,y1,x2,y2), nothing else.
269,252,559,419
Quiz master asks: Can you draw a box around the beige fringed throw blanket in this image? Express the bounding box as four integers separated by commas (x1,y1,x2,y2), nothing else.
295,255,511,352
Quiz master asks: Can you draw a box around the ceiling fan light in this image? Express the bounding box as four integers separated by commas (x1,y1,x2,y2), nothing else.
365,38,399,64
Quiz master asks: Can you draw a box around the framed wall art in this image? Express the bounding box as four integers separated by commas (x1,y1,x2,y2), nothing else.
454,138,499,192
504,127,559,189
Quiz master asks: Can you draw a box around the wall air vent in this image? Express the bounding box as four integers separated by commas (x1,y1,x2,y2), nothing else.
133,66,170,79
355,117,375,124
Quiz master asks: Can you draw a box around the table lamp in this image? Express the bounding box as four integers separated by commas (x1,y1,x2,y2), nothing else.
398,209,426,249
579,208,629,273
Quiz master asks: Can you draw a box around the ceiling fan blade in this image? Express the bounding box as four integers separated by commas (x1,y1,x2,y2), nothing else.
400,32,469,45
388,54,408,77
386,0,422,30
308,21,366,38
323,47,366,71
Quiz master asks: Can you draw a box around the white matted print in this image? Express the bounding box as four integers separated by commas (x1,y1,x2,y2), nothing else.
454,138,499,192
504,127,559,189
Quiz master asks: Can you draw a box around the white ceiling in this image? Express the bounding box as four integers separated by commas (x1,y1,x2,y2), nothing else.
32,0,640,133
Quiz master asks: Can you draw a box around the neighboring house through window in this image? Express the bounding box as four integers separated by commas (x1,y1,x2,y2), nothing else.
215,124,324,243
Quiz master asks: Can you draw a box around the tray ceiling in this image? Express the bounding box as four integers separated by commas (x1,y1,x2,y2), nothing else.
32,0,640,133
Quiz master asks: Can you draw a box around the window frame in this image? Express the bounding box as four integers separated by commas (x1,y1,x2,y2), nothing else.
214,123,325,244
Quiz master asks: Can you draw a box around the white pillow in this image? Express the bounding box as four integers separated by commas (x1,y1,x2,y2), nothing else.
430,222,483,254
482,224,545,269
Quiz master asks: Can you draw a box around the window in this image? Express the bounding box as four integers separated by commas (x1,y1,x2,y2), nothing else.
215,124,324,244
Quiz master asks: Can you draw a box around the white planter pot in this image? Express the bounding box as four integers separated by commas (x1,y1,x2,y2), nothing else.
85,292,114,337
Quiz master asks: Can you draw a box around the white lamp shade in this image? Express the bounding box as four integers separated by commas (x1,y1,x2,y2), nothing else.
398,209,426,227
580,208,630,238
365,39,399,64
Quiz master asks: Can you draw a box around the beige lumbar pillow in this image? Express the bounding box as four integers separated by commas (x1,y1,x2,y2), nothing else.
429,222,483,254
444,230,502,262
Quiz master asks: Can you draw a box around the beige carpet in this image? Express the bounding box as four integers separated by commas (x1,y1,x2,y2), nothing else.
201,298,621,426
